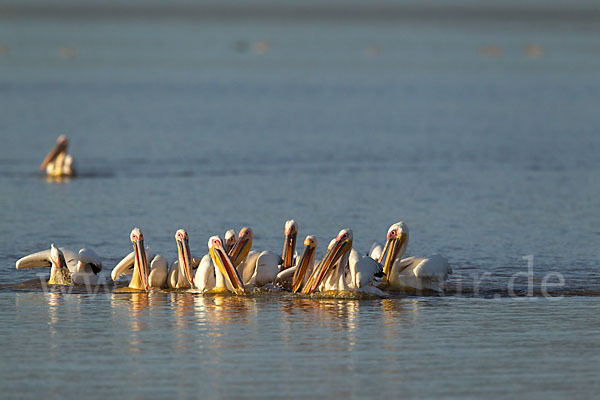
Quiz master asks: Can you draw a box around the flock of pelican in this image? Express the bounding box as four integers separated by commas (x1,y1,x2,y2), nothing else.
22,136,452,295
16,220,452,296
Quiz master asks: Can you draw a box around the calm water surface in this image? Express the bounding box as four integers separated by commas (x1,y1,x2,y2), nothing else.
0,2,599,398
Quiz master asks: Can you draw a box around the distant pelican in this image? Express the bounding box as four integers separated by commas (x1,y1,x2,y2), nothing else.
377,222,452,292
228,227,280,288
111,228,168,290
167,229,201,289
194,236,245,293
40,135,76,177
16,244,102,285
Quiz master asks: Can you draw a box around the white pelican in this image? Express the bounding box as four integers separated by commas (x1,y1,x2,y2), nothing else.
39,135,76,177
167,229,201,289
16,244,102,285
377,222,452,292
194,236,245,293
274,220,306,288
111,228,168,290
229,227,280,288
224,229,237,253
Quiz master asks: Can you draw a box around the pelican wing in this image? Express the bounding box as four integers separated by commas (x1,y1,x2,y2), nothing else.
112,251,135,281
111,246,153,281
16,249,52,269
194,254,216,292
238,250,260,284
368,242,383,261
16,247,77,271
275,265,296,284
413,254,452,280
251,251,281,287
354,256,384,288
77,248,102,274
168,261,179,288
149,254,168,288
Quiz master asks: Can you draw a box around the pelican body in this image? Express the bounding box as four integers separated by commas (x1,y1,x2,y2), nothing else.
228,227,280,288
111,228,168,290
40,135,76,177
376,222,452,292
16,244,103,285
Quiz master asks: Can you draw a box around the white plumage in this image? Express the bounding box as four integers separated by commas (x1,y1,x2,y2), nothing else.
377,222,452,292
16,244,103,285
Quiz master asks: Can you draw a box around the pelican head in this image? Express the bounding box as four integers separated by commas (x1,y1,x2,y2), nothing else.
40,135,69,172
282,219,298,269
130,228,149,291
208,236,245,293
379,222,409,278
302,229,353,294
48,244,71,284
228,227,253,267
291,235,317,293
224,229,237,253
175,229,194,287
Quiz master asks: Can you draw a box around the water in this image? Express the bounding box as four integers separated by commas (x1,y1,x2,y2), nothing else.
1,2,599,398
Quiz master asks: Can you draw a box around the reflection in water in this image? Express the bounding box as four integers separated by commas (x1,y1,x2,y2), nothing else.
110,291,153,354
45,292,62,351
44,176,72,184
169,292,197,353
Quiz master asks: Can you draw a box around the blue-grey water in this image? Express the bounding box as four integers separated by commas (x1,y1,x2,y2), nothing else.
1,1,599,398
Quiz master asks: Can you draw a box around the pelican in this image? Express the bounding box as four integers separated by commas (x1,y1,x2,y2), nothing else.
194,236,245,293
111,228,168,290
16,244,102,285
281,220,298,271
287,235,317,292
274,219,305,288
377,222,452,292
224,229,237,253
40,135,76,177
167,229,201,289
229,227,280,287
